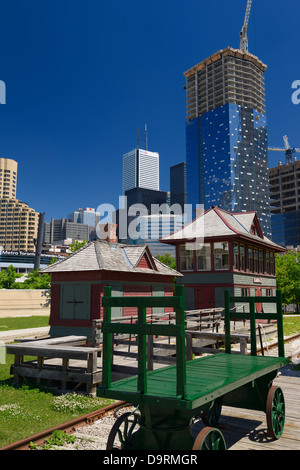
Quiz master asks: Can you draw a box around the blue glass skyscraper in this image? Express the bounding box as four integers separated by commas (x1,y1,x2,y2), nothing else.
184,47,272,237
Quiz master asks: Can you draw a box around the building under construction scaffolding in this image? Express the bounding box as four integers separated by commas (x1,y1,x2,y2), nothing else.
269,157,300,248
184,46,272,237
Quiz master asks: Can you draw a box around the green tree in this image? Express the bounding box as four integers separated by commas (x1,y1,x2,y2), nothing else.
22,270,52,289
275,251,300,311
156,253,177,270
69,239,88,253
0,265,23,289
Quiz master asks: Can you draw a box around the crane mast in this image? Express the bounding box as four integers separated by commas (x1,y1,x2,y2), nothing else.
240,0,253,52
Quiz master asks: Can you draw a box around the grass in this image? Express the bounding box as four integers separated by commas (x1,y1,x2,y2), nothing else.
0,316,50,332
0,354,114,448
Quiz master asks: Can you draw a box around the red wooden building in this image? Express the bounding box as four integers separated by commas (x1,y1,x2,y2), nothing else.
160,206,285,313
42,240,181,340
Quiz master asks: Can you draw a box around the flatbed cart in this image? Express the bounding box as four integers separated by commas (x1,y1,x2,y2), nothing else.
98,286,289,450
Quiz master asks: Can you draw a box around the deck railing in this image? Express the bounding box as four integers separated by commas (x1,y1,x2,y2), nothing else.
224,290,285,357
101,285,187,399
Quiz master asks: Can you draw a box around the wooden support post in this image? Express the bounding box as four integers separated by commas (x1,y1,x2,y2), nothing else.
250,298,257,356
276,290,285,358
137,306,147,394
186,332,193,361
147,335,154,371
224,290,231,354
175,285,186,399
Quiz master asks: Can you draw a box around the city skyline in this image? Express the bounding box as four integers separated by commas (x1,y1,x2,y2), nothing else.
0,1,299,223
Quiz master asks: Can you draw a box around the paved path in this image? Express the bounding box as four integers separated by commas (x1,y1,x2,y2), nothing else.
0,327,50,343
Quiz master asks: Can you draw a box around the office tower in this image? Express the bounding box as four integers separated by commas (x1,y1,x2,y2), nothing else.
43,218,89,244
0,158,17,199
269,157,300,248
131,213,184,257
123,148,159,194
170,162,187,210
68,207,100,240
0,199,39,251
184,47,272,237
0,158,39,251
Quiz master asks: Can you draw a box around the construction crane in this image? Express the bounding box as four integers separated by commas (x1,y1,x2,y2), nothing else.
240,0,253,52
269,135,300,164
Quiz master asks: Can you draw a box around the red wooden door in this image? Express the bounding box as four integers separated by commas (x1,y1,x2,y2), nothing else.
195,287,215,310
255,288,263,313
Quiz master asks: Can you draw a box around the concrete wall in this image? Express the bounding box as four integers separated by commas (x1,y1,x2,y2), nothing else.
0,289,50,317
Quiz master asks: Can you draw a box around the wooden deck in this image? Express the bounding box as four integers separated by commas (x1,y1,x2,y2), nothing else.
192,371,300,450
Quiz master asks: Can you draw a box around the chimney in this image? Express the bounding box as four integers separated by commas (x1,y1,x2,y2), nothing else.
99,223,118,243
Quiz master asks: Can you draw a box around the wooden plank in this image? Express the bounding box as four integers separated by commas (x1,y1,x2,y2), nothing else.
10,364,101,384
102,296,182,308
6,344,100,360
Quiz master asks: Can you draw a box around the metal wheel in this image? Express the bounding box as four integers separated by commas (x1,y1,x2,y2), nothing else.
192,427,226,450
266,386,285,439
106,412,140,450
201,398,222,426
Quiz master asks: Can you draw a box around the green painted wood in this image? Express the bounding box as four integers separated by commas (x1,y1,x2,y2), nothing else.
174,285,186,399
102,296,183,308
249,297,257,356
224,290,231,354
138,306,147,394
224,290,285,358
99,354,289,410
101,323,182,337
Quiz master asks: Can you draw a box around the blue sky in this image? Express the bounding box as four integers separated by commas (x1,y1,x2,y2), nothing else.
0,0,299,222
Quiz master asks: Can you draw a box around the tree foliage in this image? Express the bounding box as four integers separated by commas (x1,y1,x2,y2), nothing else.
0,265,51,289
156,253,177,270
275,251,300,307
69,239,88,253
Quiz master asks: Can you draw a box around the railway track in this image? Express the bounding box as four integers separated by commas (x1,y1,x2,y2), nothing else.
1,334,300,451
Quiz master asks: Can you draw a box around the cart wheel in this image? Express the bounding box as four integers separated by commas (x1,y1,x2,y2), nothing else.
266,386,285,440
106,412,140,450
192,427,226,450
201,398,222,426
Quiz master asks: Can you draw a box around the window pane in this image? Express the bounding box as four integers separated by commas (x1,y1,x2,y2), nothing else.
180,245,194,271
214,242,229,270
233,243,239,269
240,244,245,271
196,244,211,270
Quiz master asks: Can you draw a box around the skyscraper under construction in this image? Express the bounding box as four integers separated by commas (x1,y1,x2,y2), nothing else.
184,2,272,237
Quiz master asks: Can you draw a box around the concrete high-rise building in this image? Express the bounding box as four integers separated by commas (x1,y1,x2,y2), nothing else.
184,47,272,237
269,157,300,248
0,158,18,199
0,158,39,252
123,148,159,194
43,218,89,244
67,207,100,240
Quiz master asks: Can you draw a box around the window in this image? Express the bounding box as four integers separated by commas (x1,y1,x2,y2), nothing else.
179,245,194,271
214,242,229,270
247,247,253,272
270,252,275,275
253,249,258,273
265,251,270,274
241,287,249,297
259,250,263,273
266,288,272,297
196,244,211,271
240,244,245,271
233,243,239,270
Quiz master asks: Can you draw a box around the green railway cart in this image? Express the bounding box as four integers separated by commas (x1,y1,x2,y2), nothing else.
98,286,289,450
